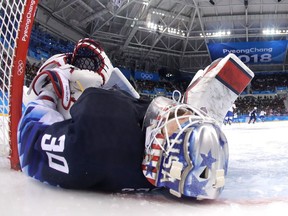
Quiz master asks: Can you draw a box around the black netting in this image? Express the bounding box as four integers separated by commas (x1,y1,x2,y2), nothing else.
72,46,101,72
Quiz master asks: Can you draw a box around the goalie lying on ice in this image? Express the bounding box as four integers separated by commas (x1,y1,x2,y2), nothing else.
18,38,254,200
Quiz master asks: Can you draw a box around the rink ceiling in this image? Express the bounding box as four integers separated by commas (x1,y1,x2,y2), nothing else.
36,0,288,74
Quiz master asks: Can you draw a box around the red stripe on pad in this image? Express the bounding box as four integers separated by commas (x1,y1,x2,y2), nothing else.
216,58,252,94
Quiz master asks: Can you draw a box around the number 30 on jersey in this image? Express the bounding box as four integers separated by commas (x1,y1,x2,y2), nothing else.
41,134,69,174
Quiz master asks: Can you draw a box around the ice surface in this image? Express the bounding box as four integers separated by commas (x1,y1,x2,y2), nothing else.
1,121,288,215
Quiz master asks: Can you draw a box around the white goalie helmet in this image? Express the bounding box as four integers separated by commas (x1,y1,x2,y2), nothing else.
142,96,229,200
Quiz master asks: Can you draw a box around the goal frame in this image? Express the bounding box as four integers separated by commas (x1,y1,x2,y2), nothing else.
4,0,39,170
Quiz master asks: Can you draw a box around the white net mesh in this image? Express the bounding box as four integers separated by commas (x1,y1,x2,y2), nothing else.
0,115,10,167
0,0,28,167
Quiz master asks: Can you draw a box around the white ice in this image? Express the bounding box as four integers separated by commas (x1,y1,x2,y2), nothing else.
1,121,288,216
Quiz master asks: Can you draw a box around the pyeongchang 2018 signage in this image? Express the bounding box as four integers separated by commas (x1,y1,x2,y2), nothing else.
135,71,160,81
208,41,288,64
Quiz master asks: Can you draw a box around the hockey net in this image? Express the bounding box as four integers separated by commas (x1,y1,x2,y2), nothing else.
0,0,38,169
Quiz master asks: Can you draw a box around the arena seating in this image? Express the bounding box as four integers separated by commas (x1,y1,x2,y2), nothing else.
22,26,288,121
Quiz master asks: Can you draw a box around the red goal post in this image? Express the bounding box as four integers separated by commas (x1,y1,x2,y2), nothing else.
0,0,39,170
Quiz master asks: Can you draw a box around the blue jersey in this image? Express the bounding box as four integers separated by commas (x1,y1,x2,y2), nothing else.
250,109,257,117
18,88,154,191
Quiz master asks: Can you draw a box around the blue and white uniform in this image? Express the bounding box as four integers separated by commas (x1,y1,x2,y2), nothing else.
259,110,266,122
18,88,154,191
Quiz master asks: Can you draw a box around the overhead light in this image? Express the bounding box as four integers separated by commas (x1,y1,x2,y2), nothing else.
200,31,231,38
146,22,186,36
263,28,288,35
209,0,215,5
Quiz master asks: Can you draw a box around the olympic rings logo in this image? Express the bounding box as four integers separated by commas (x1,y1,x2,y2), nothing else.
141,73,153,80
17,60,25,76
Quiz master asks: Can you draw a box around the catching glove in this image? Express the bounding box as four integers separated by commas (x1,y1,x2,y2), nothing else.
71,38,113,86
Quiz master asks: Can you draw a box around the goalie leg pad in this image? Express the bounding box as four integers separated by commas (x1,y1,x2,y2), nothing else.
183,53,254,123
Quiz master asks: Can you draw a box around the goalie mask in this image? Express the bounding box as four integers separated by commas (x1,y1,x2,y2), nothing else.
142,97,229,200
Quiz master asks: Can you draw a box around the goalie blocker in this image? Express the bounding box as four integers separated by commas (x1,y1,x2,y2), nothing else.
183,53,254,123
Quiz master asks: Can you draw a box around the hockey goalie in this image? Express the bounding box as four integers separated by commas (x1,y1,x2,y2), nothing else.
18,38,254,200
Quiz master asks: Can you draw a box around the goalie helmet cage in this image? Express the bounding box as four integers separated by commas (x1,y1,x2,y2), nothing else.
0,0,39,170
